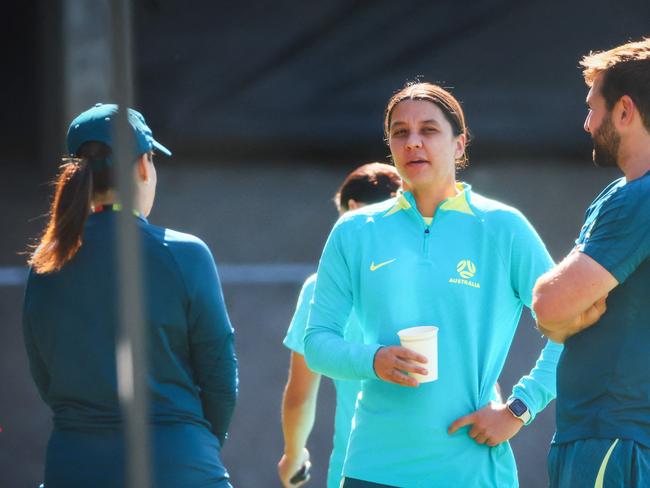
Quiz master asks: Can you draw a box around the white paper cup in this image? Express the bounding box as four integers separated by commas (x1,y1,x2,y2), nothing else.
397,326,438,383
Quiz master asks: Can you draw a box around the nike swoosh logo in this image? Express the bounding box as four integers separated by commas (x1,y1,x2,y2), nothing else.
370,258,397,271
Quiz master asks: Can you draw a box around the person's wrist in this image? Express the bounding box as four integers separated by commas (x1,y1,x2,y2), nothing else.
507,411,525,424
372,346,386,378
283,446,304,460
506,398,531,424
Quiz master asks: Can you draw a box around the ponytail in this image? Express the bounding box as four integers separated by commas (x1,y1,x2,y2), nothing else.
29,159,93,274
29,141,113,274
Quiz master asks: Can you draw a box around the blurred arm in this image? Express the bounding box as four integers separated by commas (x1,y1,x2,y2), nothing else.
278,352,320,487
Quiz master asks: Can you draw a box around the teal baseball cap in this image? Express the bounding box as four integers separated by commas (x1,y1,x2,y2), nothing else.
66,103,171,160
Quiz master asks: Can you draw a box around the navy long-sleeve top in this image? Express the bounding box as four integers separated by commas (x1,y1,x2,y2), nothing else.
23,211,238,446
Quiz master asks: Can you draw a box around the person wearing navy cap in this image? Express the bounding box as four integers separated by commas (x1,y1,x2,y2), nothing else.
23,104,238,487
66,103,173,160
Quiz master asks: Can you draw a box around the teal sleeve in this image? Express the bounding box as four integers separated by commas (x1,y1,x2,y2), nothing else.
177,240,238,446
507,210,555,308
283,274,317,355
304,221,381,380
22,283,51,404
505,211,563,421
510,340,563,423
581,183,650,283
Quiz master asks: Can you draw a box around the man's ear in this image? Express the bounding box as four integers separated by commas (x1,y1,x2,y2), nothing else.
617,95,636,127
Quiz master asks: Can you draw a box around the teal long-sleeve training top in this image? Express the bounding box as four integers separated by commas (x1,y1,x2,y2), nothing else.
23,210,237,487
304,185,562,487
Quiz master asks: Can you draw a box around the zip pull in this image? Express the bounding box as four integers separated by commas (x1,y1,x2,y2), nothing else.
423,226,431,254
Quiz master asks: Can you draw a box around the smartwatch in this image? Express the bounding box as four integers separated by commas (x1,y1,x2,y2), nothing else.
506,398,531,424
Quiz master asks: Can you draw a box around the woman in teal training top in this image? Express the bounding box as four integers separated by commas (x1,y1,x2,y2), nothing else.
304,83,563,488
23,104,238,488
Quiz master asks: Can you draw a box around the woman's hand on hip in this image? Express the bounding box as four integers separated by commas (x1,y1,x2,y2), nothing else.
447,401,524,446
373,346,428,387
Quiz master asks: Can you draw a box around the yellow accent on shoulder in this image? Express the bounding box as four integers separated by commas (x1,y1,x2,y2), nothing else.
384,195,411,217
439,194,474,216
370,258,397,271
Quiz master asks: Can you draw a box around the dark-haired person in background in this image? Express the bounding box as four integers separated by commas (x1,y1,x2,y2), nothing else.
23,104,237,488
278,163,401,488
533,38,650,487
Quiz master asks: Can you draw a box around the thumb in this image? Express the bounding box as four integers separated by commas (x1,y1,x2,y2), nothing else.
585,299,607,325
448,411,476,434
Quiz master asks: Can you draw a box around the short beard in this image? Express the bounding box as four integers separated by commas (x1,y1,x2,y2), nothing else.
592,113,620,168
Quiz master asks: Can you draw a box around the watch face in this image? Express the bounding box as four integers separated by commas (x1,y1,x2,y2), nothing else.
510,399,528,416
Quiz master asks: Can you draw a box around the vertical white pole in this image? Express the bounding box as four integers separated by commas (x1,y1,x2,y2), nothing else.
111,1,152,487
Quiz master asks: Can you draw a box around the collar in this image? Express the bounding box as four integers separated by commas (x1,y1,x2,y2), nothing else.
384,182,475,219
90,203,148,223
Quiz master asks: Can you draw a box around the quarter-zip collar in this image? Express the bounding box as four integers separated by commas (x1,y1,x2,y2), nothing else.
383,182,475,225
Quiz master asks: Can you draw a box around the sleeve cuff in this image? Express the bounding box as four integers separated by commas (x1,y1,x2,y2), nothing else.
282,335,304,355
356,343,383,380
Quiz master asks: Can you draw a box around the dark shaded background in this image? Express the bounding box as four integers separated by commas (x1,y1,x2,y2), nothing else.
1,2,647,487
9,0,650,164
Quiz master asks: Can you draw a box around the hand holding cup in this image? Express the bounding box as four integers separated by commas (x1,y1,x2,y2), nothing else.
373,346,429,386
397,326,439,383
